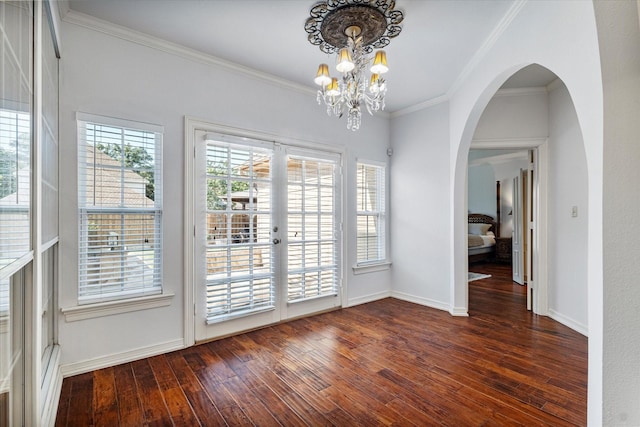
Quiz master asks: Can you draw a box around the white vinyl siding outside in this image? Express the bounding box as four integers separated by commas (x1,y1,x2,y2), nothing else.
77,114,163,303
356,161,386,264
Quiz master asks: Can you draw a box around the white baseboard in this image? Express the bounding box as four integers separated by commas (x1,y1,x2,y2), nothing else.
548,309,588,337
60,338,185,377
449,307,470,317
346,290,392,307
390,291,450,312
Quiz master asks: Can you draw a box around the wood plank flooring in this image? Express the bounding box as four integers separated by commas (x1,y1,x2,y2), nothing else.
55,263,587,426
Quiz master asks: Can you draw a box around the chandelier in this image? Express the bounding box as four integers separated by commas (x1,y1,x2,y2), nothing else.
305,0,404,131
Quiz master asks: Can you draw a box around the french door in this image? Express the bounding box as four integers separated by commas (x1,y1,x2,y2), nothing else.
194,131,341,341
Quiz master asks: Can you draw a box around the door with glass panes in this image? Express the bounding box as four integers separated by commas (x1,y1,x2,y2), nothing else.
194,132,341,341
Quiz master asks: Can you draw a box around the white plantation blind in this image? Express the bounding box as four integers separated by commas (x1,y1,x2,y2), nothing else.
0,109,31,277
77,113,163,303
287,154,339,302
356,162,386,264
202,137,275,323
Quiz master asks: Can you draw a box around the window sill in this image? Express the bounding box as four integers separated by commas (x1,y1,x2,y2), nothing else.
61,293,175,322
352,261,392,275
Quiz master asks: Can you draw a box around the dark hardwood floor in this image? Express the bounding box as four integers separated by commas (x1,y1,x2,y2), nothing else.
55,263,587,426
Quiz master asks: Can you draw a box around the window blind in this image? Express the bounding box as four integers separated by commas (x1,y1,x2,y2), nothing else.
287,156,339,302
356,162,386,264
203,140,275,323
77,114,163,303
0,110,31,277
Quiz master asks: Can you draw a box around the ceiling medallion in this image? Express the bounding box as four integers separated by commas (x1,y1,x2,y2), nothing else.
305,0,404,131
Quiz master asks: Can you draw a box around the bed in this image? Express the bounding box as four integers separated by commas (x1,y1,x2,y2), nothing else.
468,213,497,264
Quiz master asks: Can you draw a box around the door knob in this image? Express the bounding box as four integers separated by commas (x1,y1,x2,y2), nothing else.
272,238,281,245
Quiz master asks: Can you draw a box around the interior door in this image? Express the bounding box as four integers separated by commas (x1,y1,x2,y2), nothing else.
512,174,524,285
526,150,535,311
194,133,342,342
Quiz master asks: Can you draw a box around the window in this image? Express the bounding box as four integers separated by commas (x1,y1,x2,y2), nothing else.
0,110,31,275
356,161,386,264
77,114,163,303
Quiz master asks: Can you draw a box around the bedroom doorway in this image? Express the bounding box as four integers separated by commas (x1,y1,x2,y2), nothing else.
467,144,545,314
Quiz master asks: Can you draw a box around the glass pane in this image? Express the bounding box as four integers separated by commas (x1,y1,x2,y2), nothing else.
41,2,58,243
0,270,25,426
0,0,33,272
204,141,274,321
81,124,157,209
79,213,160,301
287,157,338,302
356,163,385,263
41,246,56,364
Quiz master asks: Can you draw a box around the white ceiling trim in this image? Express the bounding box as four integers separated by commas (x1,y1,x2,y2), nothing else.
392,0,528,118
468,151,528,166
62,10,316,97
389,93,449,118
447,0,528,98
493,87,547,98
471,137,547,150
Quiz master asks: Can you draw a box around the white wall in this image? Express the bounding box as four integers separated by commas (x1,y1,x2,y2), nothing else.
390,102,451,309
393,0,604,422
547,82,588,334
473,90,548,140
58,19,391,370
595,1,640,424
467,163,495,216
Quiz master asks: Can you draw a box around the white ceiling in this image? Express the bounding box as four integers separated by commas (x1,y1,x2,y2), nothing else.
63,0,556,113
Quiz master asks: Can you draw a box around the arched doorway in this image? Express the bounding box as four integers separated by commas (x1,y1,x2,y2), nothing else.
453,64,589,337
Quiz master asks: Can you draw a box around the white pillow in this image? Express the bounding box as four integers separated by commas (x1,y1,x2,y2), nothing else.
469,223,492,235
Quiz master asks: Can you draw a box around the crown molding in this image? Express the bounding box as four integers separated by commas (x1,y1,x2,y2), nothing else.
391,93,449,118
390,0,528,118
62,10,316,97
447,0,528,98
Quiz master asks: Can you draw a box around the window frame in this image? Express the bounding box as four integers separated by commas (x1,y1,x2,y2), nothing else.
76,113,163,305
355,159,388,269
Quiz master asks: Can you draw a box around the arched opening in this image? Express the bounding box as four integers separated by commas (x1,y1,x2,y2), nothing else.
453,64,588,335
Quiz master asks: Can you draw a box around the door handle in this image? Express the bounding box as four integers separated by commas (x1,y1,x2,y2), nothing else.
272,238,281,245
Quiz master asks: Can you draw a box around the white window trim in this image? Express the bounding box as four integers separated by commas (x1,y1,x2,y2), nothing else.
61,293,174,322
76,112,164,304
352,260,392,275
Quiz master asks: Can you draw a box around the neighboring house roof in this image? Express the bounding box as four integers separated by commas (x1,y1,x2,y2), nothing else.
83,145,154,208
0,145,155,208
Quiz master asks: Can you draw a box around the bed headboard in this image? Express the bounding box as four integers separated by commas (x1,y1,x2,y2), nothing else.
468,214,496,234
